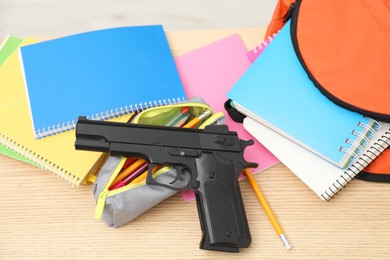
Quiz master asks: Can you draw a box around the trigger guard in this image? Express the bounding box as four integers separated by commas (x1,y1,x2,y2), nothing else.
170,165,184,185
145,163,160,185
145,164,183,191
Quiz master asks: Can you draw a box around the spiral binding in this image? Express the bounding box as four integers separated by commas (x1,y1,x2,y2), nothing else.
321,126,390,201
34,97,186,139
351,129,370,143
0,132,79,186
251,33,277,54
247,33,277,63
338,120,380,162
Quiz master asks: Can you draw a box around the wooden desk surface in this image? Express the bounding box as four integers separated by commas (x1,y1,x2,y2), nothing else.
1,29,390,259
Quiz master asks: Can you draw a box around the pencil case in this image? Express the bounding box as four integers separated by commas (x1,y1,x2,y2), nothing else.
93,98,225,228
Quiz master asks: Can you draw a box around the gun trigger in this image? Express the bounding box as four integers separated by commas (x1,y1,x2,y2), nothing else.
170,165,184,185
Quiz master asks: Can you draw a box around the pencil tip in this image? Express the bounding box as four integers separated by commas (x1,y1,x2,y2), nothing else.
280,234,292,250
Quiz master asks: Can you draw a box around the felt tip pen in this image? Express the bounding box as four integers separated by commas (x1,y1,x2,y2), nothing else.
109,163,149,190
122,157,137,170
110,159,147,188
166,107,190,127
131,164,162,184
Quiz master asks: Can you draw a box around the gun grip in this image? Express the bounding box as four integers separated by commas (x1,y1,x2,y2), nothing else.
195,155,251,253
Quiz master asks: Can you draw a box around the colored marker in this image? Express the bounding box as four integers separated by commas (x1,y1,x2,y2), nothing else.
109,163,148,190
110,159,147,188
173,112,190,127
183,110,211,128
122,157,137,170
132,165,162,184
166,107,190,126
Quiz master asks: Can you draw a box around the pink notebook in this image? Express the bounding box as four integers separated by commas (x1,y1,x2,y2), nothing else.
175,34,279,201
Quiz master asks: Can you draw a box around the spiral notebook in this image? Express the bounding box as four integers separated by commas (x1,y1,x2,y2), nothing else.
244,117,390,200
0,38,132,186
20,25,186,139
227,20,379,169
0,35,30,163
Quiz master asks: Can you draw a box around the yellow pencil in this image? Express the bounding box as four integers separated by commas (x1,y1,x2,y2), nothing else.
183,110,211,128
243,168,292,250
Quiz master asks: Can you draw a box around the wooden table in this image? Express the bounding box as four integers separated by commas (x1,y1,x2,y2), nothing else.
1,29,390,259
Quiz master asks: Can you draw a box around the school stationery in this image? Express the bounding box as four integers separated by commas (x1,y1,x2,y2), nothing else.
244,117,390,200
20,25,186,139
227,20,379,169
0,38,131,185
243,167,292,250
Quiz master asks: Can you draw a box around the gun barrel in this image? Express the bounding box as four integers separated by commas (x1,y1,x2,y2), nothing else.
75,117,245,153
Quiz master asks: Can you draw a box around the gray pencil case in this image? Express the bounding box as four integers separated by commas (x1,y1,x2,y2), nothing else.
92,98,225,228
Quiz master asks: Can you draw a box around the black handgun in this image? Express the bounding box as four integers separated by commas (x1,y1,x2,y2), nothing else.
75,117,258,253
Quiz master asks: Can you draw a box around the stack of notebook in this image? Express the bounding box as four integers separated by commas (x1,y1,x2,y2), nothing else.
0,25,187,186
227,20,390,200
0,26,280,189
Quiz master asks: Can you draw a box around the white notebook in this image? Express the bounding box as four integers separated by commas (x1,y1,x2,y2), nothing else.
244,117,390,200
227,20,378,169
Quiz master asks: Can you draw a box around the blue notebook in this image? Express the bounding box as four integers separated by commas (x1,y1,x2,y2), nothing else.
228,20,379,169
20,25,186,139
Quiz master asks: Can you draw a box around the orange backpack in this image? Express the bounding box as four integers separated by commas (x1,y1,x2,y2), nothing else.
265,0,390,182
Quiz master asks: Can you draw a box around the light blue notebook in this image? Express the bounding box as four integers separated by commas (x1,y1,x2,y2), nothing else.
228,20,379,169
20,25,186,139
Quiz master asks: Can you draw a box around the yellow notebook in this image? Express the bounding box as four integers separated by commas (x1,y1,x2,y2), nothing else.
0,38,131,185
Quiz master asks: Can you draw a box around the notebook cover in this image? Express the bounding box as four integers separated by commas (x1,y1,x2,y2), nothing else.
174,34,279,201
244,117,390,200
0,36,31,163
0,35,23,65
228,20,373,169
20,25,186,139
0,38,131,185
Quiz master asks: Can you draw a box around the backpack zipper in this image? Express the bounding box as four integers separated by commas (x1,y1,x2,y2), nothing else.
283,2,296,23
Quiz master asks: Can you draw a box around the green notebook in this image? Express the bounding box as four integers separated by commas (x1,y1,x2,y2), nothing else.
0,35,23,64
0,35,31,164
